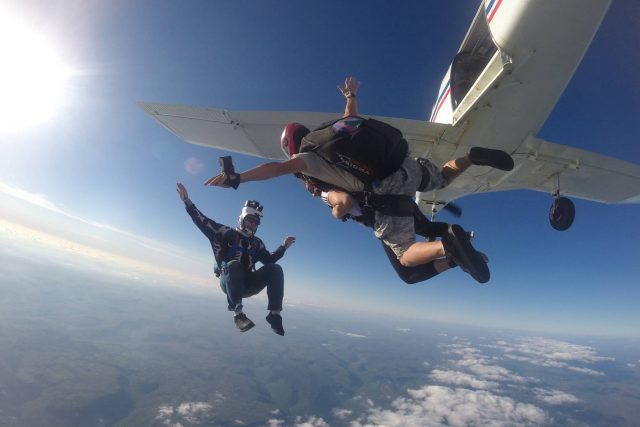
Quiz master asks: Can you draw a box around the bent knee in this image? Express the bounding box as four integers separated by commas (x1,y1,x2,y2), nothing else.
399,254,413,267
266,263,283,272
263,263,284,278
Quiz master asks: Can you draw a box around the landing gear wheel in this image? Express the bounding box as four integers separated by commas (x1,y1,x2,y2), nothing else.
549,197,575,231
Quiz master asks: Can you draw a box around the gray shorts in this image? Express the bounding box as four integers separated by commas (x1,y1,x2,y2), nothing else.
373,157,447,258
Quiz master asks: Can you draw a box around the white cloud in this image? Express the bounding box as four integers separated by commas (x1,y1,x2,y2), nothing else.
442,344,482,358
352,385,548,427
457,360,530,384
534,388,581,405
491,337,613,376
503,337,613,363
396,328,410,333
157,405,174,419
294,415,330,427
330,329,367,339
503,354,568,368
156,402,213,426
443,344,532,386
332,408,353,419
567,366,605,376
627,363,636,368
266,420,284,427
429,369,498,389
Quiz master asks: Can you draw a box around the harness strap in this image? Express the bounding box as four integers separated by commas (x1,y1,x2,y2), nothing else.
352,192,416,217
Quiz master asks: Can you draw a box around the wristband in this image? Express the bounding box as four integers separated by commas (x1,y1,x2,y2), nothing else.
223,173,241,189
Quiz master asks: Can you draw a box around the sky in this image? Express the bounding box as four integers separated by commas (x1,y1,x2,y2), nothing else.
0,0,638,337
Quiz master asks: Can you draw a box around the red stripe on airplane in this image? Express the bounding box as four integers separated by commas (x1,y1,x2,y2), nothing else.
487,0,503,23
432,87,451,121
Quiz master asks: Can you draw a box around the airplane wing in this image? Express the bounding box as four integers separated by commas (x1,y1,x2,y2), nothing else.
420,135,640,213
137,102,460,161
139,103,640,211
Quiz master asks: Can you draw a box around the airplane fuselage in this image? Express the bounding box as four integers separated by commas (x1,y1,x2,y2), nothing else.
427,0,612,202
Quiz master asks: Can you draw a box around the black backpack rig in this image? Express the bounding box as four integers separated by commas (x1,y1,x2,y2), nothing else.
297,116,419,220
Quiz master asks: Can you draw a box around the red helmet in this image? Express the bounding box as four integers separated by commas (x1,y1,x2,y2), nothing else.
280,123,310,158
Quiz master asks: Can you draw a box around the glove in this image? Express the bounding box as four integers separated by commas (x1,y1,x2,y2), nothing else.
222,173,241,189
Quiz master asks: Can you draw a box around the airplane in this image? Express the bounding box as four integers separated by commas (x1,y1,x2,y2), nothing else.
139,0,640,231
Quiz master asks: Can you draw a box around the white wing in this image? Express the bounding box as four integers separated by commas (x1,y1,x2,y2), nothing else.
420,135,640,211
139,103,640,208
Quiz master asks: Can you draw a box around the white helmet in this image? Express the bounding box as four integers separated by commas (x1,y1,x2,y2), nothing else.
238,200,263,233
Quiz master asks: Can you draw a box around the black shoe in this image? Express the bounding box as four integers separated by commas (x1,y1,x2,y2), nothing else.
234,313,255,332
468,147,514,171
443,224,490,283
266,313,285,336
477,251,489,264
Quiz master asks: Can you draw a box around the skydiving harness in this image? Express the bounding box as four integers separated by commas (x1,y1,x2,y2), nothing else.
214,228,257,277
297,116,430,220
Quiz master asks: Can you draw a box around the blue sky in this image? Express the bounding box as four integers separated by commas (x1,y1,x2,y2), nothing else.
0,0,638,337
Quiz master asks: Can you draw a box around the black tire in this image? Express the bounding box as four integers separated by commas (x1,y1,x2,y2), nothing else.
549,197,575,231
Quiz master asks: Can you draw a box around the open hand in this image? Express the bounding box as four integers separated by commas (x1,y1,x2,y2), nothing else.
204,174,226,187
283,236,296,248
204,172,240,189
338,76,360,98
176,182,189,201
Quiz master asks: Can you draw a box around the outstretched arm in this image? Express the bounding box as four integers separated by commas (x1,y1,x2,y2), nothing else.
177,182,222,239
338,76,360,118
203,157,307,188
257,236,295,264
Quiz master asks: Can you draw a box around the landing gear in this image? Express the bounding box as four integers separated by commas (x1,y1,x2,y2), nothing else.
548,173,575,231
549,196,575,231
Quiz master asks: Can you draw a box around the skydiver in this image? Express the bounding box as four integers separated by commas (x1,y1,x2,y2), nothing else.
177,183,295,335
204,77,513,284
320,188,455,283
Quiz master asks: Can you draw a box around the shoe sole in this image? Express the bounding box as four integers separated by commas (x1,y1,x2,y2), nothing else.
236,320,255,332
449,225,490,283
470,147,514,171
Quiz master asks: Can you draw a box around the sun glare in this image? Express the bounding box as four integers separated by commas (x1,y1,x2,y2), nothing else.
0,12,71,133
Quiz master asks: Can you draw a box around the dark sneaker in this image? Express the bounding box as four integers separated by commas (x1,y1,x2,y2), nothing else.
234,313,255,332
477,251,489,264
468,147,514,171
443,224,490,283
266,313,285,336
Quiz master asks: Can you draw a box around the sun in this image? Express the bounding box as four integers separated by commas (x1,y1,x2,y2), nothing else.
0,12,72,133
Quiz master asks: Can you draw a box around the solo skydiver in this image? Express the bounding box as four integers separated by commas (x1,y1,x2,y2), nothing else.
177,182,295,334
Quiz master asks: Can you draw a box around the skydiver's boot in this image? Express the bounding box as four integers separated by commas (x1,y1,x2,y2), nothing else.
468,147,514,171
449,250,489,265
443,224,490,283
234,313,255,332
266,313,285,336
